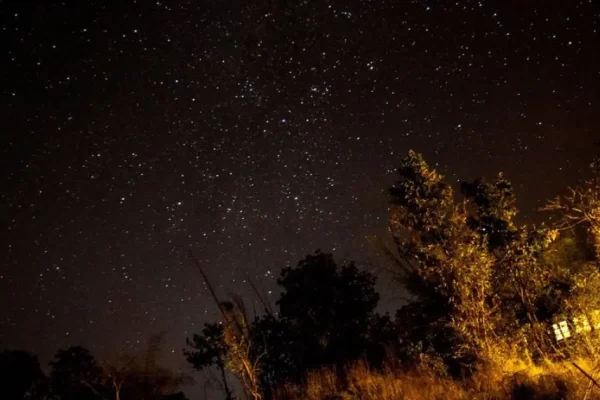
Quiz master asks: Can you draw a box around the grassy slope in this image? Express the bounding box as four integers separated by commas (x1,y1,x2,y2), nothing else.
275,357,600,400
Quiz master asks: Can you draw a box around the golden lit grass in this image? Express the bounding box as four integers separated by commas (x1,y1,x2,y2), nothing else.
276,356,600,399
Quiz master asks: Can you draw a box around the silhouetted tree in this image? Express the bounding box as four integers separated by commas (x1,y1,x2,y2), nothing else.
185,323,234,400
104,334,192,400
49,346,105,400
247,313,292,396
0,350,46,400
187,250,386,397
363,313,399,370
461,174,518,250
275,250,379,376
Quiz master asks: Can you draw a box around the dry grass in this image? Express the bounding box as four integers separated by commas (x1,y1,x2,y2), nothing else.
275,356,600,400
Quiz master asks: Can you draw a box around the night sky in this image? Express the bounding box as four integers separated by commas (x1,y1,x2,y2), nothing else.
1,0,599,391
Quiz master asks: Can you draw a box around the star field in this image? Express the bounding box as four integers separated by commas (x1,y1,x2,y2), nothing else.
1,0,599,387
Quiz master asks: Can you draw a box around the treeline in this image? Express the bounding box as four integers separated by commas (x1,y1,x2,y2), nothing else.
185,151,600,399
5,150,600,399
1,336,190,400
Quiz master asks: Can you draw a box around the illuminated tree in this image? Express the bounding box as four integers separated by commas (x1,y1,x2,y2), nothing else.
188,254,264,400
462,175,563,356
541,158,600,358
388,150,498,373
388,150,600,369
544,158,600,264
220,295,264,400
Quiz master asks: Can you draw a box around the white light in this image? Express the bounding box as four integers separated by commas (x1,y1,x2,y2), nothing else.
552,323,564,341
559,321,571,339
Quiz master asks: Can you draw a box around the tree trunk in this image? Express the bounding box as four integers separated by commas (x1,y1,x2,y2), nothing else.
218,363,234,400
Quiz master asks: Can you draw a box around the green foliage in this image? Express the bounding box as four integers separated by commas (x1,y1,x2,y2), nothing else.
544,157,600,263
389,150,497,373
388,150,600,374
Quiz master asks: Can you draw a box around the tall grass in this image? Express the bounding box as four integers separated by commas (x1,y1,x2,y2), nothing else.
275,356,600,399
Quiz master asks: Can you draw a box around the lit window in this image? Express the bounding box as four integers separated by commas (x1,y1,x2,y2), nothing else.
559,321,571,339
552,323,564,341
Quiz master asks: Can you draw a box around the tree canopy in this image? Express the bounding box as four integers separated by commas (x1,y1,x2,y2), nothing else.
186,250,393,398
0,350,45,400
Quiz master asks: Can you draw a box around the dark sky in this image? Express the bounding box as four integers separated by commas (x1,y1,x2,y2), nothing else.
1,0,599,396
